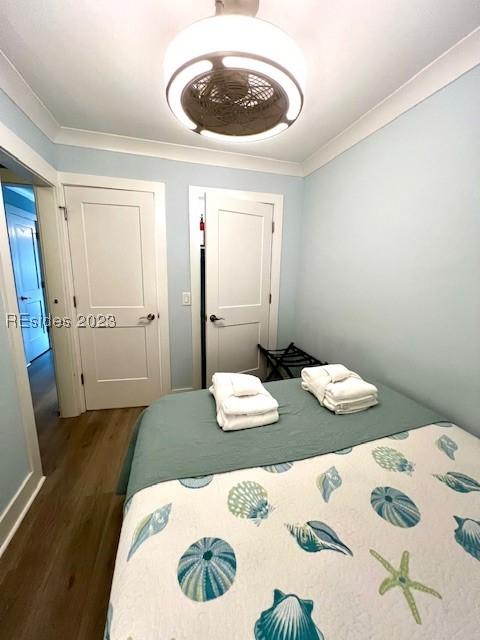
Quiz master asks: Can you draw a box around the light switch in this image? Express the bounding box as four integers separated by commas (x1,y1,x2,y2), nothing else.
182,291,192,306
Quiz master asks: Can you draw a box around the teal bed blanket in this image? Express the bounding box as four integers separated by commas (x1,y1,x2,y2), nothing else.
118,378,443,501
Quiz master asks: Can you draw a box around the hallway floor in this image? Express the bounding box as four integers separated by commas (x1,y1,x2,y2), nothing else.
28,349,58,464
0,391,142,639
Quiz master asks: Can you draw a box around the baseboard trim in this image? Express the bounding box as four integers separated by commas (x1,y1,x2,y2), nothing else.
0,472,45,558
171,387,195,394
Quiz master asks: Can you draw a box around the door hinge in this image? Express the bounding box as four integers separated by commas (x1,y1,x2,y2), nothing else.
35,231,40,240
80,373,84,385
272,221,275,233
59,205,67,220
73,295,77,308
269,293,272,304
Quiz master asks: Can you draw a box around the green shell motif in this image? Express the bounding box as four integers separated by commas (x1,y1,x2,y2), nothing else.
177,537,237,601
370,486,421,528
254,589,325,640
372,446,415,475
127,503,171,561
228,480,273,525
434,471,480,493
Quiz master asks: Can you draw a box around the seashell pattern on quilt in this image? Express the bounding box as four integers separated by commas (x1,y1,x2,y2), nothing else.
106,422,480,640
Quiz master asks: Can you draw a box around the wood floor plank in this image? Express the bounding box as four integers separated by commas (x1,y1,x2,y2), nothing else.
0,402,142,640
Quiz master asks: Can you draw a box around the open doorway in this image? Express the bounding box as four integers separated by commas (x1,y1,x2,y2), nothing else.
0,168,59,445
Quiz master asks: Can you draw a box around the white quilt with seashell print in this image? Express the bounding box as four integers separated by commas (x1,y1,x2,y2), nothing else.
106,422,480,640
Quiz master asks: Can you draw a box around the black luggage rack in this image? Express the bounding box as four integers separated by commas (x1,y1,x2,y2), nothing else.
258,342,327,382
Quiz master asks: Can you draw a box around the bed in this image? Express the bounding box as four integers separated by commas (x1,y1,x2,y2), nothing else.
106,379,480,640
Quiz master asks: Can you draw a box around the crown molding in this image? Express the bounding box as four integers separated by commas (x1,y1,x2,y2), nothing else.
302,27,480,177
54,127,304,176
0,50,60,141
0,46,302,177
2,27,480,179
0,119,57,185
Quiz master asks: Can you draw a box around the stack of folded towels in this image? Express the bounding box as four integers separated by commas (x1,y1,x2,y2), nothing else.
301,364,378,414
210,372,279,431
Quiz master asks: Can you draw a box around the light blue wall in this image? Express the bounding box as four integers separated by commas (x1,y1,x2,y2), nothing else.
1,68,479,432
296,66,480,435
55,146,304,389
0,287,30,513
0,89,56,166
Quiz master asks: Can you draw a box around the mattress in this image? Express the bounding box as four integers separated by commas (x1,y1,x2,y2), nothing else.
117,378,442,500
106,421,480,639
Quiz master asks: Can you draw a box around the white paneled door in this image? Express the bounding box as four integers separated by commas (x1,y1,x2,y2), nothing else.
6,210,50,364
206,195,273,382
65,186,162,409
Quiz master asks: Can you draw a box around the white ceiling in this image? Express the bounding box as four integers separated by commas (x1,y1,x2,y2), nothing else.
0,0,479,163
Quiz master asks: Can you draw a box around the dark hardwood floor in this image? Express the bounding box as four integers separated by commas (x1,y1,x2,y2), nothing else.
0,363,142,640
28,349,58,468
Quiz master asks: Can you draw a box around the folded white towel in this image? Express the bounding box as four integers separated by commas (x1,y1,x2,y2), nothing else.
301,364,379,415
222,393,279,416
216,406,279,431
324,377,378,403
323,395,378,415
322,364,351,383
210,372,279,430
301,380,323,405
209,384,278,416
230,373,264,397
301,365,357,403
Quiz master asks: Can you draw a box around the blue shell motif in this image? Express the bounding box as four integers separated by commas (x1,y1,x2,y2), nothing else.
372,446,415,475
103,602,112,640
388,431,409,440
437,435,458,460
263,462,294,473
123,496,132,516
335,447,352,455
177,537,237,601
254,589,325,640
454,516,480,561
317,466,342,502
286,520,353,556
228,481,273,525
179,475,213,489
127,503,171,561
434,471,480,493
370,487,421,528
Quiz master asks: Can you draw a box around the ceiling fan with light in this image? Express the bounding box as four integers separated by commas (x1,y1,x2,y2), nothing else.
164,0,306,142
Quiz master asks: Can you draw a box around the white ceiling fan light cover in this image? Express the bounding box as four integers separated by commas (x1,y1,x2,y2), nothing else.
164,14,306,142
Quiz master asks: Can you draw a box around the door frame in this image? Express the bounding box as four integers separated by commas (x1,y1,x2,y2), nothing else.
0,160,83,420
189,186,284,390
0,180,45,555
57,173,171,411
0,139,52,553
